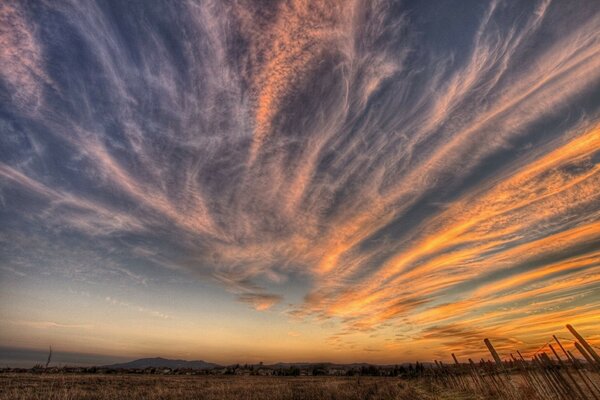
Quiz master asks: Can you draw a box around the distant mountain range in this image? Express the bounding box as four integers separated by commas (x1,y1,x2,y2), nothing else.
104,357,219,369
103,358,420,370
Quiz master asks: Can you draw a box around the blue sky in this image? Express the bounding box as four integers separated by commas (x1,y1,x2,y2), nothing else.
1,0,600,365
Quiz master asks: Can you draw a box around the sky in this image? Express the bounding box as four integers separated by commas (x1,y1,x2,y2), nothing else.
1,0,600,367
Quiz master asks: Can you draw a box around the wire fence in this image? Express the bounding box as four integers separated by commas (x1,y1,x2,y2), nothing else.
422,324,600,400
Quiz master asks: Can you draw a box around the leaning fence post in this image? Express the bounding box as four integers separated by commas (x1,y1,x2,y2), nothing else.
575,342,600,373
451,353,470,390
550,344,588,400
467,358,486,394
483,339,520,399
570,349,600,397
434,360,449,388
536,354,570,400
555,336,598,400
484,339,503,367
567,325,600,366
519,352,553,398
510,353,542,398
542,352,575,399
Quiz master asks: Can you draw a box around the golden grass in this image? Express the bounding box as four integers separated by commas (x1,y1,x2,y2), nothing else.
0,373,484,400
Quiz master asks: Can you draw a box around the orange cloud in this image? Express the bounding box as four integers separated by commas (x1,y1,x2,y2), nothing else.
301,123,600,344
237,293,283,311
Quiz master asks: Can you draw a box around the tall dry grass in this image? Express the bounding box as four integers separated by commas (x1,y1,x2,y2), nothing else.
0,374,483,400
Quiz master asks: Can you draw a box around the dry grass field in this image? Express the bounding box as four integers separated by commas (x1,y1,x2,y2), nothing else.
0,374,482,400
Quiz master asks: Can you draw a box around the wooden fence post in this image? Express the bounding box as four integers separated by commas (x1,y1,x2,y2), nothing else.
451,353,470,391
549,344,588,400
575,342,600,373
522,352,555,399
567,325,600,366
510,353,544,398
541,352,576,400
484,339,503,367
570,349,600,396
555,336,599,400
467,358,487,394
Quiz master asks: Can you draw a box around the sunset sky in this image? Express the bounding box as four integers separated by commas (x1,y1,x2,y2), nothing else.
1,0,600,366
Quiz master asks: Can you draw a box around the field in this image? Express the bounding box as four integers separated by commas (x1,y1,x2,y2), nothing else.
0,374,480,400
2,325,598,399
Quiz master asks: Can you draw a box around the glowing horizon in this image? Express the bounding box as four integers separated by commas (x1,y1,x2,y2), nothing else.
1,0,600,366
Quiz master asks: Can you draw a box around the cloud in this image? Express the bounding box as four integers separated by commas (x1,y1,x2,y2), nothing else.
104,297,172,320
9,320,93,330
0,2,53,112
0,162,147,236
1,0,600,355
237,293,283,311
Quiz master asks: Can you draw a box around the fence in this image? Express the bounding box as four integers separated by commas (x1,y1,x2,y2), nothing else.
425,324,600,399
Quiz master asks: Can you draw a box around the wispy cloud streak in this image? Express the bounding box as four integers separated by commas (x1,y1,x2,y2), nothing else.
1,0,600,358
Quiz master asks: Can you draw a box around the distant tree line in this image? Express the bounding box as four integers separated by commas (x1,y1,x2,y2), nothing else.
11,361,430,377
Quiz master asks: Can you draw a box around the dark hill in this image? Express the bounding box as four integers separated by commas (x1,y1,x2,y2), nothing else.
104,357,218,369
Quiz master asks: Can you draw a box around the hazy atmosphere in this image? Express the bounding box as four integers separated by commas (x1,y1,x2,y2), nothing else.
1,0,600,368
